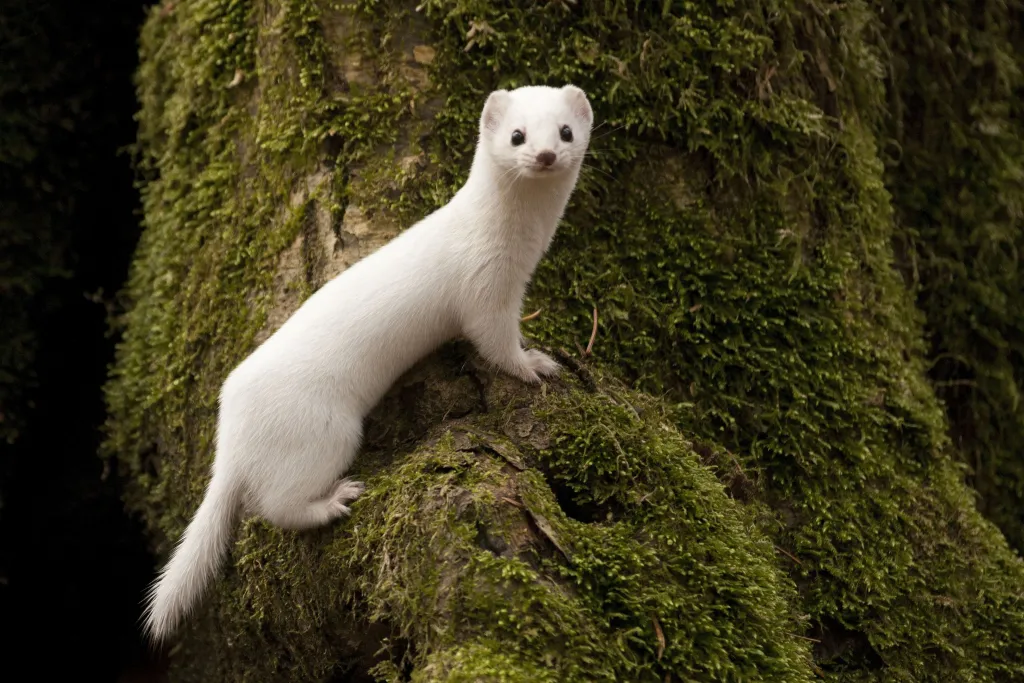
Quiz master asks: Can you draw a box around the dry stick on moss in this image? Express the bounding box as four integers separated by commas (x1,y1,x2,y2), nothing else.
652,616,666,660
775,545,803,566
587,306,598,354
574,306,599,357
521,308,542,322
585,306,599,356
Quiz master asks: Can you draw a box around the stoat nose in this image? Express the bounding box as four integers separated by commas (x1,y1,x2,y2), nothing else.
536,150,556,166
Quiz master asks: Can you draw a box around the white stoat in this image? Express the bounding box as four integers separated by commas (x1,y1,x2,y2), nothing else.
142,84,594,643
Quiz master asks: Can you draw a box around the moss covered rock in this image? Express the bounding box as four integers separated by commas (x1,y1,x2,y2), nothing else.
103,0,1024,680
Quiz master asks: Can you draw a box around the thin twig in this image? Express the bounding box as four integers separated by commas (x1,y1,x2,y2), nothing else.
582,306,598,356
653,616,666,660
775,545,803,566
521,308,542,322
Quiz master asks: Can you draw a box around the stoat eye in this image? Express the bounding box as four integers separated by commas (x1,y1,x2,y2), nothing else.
510,130,525,146
560,125,573,142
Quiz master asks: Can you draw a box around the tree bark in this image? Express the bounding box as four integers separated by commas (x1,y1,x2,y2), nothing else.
104,0,1024,681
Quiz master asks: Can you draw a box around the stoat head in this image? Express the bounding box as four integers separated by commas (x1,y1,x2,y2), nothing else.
479,84,593,181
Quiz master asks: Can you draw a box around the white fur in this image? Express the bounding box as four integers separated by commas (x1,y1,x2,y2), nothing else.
142,84,594,643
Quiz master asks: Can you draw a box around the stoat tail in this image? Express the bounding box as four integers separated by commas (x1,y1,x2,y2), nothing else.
142,472,240,643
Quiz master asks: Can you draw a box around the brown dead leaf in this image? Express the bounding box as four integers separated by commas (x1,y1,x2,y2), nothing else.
412,45,435,65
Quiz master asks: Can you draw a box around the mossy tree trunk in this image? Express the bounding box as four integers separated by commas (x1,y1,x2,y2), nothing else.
104,1,1024,681
875,0,1024,553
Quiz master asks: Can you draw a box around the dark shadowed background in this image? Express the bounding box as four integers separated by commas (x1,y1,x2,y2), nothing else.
0,0,163,679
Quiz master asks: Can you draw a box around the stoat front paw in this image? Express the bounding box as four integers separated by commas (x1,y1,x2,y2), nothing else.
523,348,560,380
328,478,365,516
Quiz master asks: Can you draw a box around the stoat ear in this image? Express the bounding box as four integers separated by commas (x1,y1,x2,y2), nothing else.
481,89,511,133
563,84,593,125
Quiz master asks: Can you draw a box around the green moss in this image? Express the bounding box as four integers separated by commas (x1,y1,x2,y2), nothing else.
105,0,1024,681
873,0,1024,553
532,388,813,680
408,641,557,682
